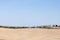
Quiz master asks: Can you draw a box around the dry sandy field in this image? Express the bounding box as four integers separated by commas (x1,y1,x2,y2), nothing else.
0,28,60,40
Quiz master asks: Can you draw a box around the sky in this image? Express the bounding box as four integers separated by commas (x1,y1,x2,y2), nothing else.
0,0,60,26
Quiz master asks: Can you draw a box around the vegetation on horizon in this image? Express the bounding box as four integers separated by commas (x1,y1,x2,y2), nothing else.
0,25,60,29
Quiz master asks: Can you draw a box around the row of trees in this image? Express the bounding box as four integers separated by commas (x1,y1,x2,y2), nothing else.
0,25,60,29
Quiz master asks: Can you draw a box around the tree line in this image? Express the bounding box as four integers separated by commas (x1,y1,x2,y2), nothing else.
0,25,60,29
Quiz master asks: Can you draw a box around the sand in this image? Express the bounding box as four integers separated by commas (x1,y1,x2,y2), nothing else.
0,28,60,40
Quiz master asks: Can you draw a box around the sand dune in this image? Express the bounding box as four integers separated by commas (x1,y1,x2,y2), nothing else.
0,28,60,40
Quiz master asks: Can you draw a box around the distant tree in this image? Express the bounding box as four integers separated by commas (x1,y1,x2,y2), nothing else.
0,26,3,27
53,25,58,27
36,26,42,28
31,27,35,28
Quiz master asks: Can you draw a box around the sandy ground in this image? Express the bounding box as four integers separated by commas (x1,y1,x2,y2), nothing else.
0,28,60,40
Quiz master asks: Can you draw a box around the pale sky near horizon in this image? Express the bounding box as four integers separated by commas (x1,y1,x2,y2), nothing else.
0,0,60,26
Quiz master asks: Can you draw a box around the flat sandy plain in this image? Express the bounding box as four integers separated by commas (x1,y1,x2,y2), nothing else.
0,28,60,40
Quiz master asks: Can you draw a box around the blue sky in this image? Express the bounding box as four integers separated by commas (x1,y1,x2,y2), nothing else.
0,0,60,26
